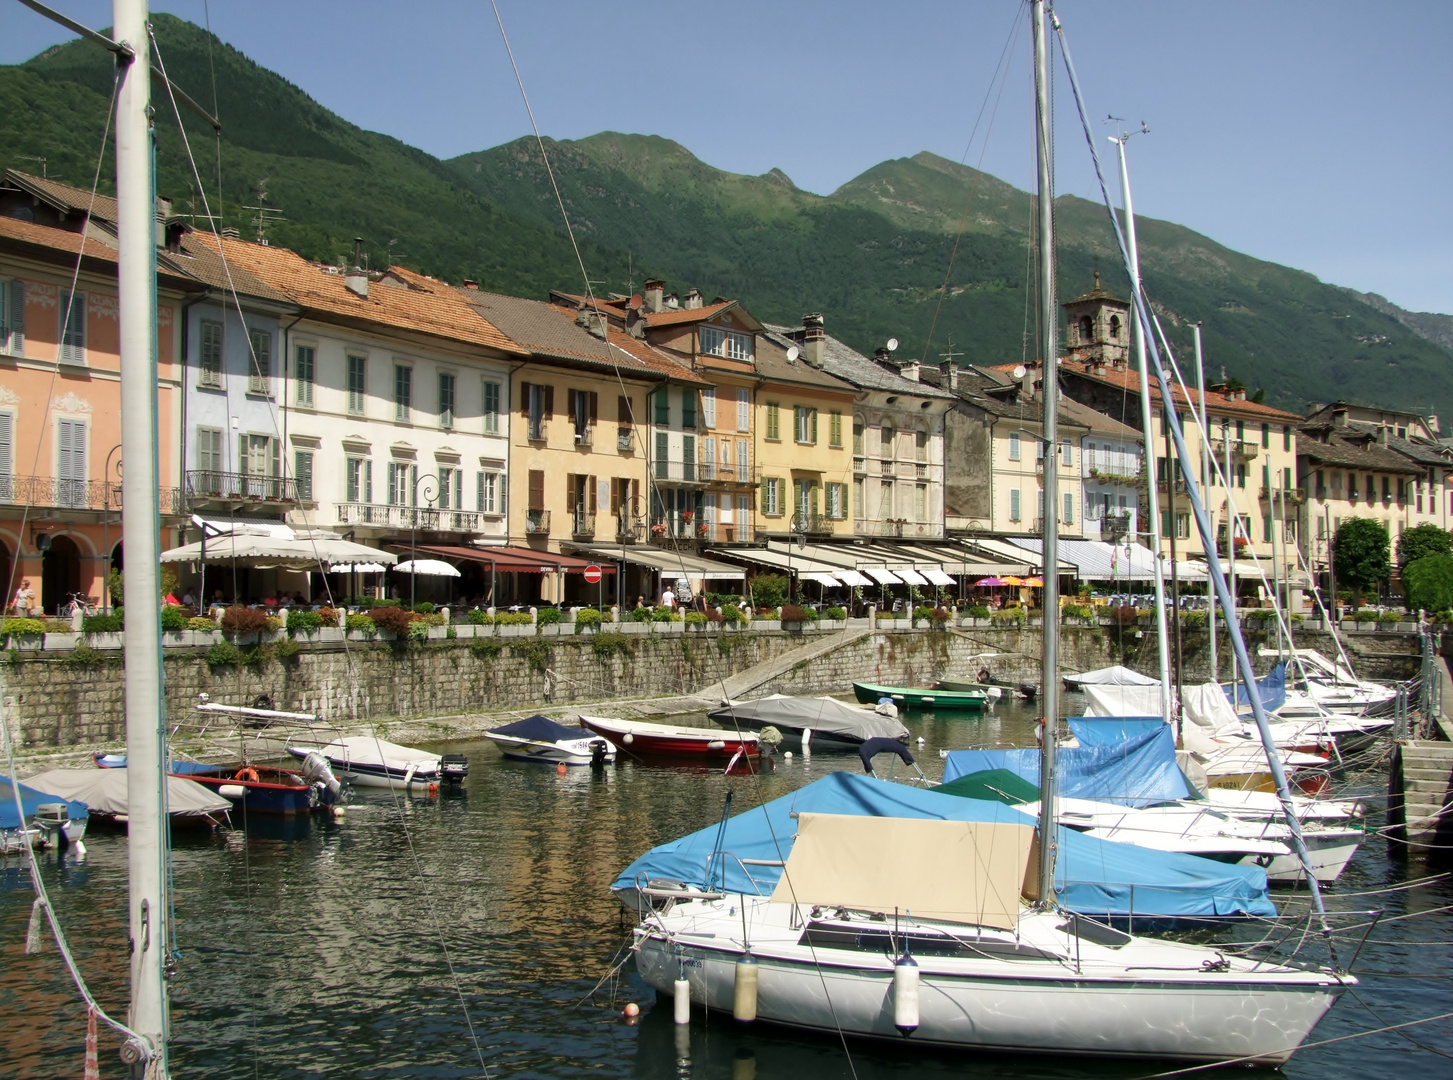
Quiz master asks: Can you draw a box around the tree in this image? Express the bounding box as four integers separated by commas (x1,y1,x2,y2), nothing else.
1397,522,1452,570
1332,518,1390,608
748,573,788,610
1402,554,1453,615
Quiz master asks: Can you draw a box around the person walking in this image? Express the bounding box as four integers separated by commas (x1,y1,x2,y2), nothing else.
660,585,675,611
12,579,34,617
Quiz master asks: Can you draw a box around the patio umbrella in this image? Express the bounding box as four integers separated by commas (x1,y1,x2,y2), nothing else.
393,559,461,577
975,577,1007,587
1023,576,1044,586
1000,576,1025,586
329,562,388,574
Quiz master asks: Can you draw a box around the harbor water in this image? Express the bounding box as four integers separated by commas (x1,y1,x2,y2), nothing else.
3,696,1451,1078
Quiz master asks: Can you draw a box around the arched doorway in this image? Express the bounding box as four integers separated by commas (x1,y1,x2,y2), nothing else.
0,539,11,609
41,535,82,615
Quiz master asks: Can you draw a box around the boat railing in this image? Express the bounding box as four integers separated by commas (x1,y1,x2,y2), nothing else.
704,850,783,897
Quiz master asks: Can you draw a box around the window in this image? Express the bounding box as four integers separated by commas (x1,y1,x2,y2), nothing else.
295,344,315,406
1009,431,1021,461
826,482,848,519
1109,314,1121,340
199,320,223,387
439,467,464,510
700,326,752,361
58,289,86,364
524,382,551,440
1060,441,1072,467
681,387,696,428
0,278,24,356
0,411,12,495
682,434,695,481
794,479,814,522
483,380,501,433
394,363,412,421
1079,315,1093,342
387,461,416,506
853,420,864,455
703,436,715,477
737,438,748,478
1262,464,1271,490
654,431,669,479
1347,473,1358,500
346,456,372,503
1236,462,1246,489
916,430,928,462
916,484,928,522
830,411,843,448
1261,422,1270,448
727,331,751,361
880,479,895,520
241,433,278,479
1263,515,1273,543
57,418,86,507
762,477,782,516
1009,487,1021,521
1063,492,1073,525
701,326,724,356
477,470,500,514
853,478,864,517
1160,511,1190,539
438,372,456,428
766,402,780,441
195,428,223,487
794,406,818,445
1236,419,1245,442
736,388,749,431
295,450,314,501
881,426,895,459
654,389,669,426
347,355,367,414
702,387,716,428
568,388,597,436
247,329,271,395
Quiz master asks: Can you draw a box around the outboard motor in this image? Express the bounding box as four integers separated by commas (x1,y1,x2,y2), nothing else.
34,802,70,852
299,751,344,805
588,739,610,770
440,753,469,785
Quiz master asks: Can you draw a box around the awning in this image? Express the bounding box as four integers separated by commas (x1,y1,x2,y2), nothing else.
1006,538,1207,582
328,562,388,574
864,568,901,585
895,568,929,586
568,543,743,580
800,572,843,587
411,544,614,575
161,530,396,571
704,546,847,580
836,570,871,587
923,569,957,587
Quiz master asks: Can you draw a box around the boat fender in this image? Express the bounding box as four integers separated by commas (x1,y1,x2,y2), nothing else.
801,728,812,753
733,951,759,1022
893,954,919,1037
673,975,691,1025
218,785,247,799
708,740,725,751
623,733,634,746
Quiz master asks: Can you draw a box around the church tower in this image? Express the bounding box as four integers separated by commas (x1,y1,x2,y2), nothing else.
1062,272,1132,368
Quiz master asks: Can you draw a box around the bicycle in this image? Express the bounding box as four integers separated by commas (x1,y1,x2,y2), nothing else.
65,593,99,619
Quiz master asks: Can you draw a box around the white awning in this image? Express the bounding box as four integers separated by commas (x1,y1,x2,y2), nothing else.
800,572,843,587
570,544,745,580
162,532,396,571
895,568,929,586
864,568,902,585
924,569,957,587
836,570,872,587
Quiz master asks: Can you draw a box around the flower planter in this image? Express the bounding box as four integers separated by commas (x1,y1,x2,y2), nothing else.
347,630,377,642
782,621,807,633
620,622,649,635
498,624,533,638
6,635,42,651
753,620,782,632
818,619,845,632
86,632,124,650
42,632,80,651
427,626,450,639
317,627,345,643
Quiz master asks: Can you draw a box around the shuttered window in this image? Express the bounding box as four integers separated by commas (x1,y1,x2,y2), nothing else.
736,388,749,432
702,387,716,428
0,411,13,498
655,431,668,479
294,344,315,405
247,329,271,394
0,279,24,357
528,469,545,511
483,380,501,432
347,355,367,414
198,321,224,387
59,290,86,364
295,450,314,500
57,418,86,507
438,372,455,429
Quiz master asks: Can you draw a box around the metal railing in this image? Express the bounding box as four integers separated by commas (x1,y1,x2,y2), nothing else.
1209,438,1259,461
852,518,945,539
573,426,593,447
527,419,548,441
572,511,596,538
617,428,634,451
186,469,299,504
0,474,182,514
336,503,482,532
525,509,551,534
653,460,700,483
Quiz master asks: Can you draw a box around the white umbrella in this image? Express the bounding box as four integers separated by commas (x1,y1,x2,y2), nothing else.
161,533,397,571
329,562,388,574
393,559,461,578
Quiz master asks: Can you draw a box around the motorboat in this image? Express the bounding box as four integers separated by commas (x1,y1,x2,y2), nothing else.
579,715,758,765
707,694,908,752
1,777,88,853
484,715,615,766
94,751,343,816
22,769,232,828
1062,664,1159,689
852,681,988,711
935,678,1003,699
285,736,464,791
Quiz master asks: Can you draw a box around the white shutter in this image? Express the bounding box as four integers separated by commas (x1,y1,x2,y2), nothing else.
0,412,12,499
703,387,716,428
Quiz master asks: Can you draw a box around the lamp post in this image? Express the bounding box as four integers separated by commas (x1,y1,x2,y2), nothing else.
102,445,122,613
409,472,438,610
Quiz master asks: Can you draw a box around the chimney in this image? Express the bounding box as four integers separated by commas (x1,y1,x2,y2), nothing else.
899,360,920,382
1379,425,1390,446
802,312,825,368
644,278,665,313
1021,363,1036,400
462,279,479,290
220,226,240,240
1332,407,1348,429
344,237,368,297
683,288,703,310
154,196,172,247
940,359,959,391
664,292,680,310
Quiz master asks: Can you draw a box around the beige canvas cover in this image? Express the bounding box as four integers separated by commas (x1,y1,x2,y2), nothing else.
770,813,1035,929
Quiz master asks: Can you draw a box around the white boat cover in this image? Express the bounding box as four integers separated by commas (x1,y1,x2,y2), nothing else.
1082,684,1167,719
710,695,909,743
22,769,232,817
772,812,1035,929
305,736,440,772
1066,665,1160,686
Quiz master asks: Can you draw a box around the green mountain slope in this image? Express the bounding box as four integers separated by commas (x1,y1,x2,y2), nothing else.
0,14,631,299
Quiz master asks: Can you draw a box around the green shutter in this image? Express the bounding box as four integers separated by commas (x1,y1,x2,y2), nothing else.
811,408,818,444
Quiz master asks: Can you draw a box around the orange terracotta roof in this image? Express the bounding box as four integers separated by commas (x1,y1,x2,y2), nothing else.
599,323,710,386
996,361,1304,423
195,234,526,355
641,300,736,327
0,215,119,262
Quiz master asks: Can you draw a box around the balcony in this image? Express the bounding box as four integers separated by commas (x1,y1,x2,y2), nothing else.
525,509,551,535
527,420,548,442
1086,465,1141,485
0,474,182,516
852,518,945,539
186,469,298,509
1100,509,1133,542
1209,438,1259,461
572,511,596,539
335,503,482,532
573,426,594,448
853,456,867,475
697,462,753,484
1259,486,1305,507
1156,477,1190,496
652,460,702,484
615,513,646,543
617,428,634,451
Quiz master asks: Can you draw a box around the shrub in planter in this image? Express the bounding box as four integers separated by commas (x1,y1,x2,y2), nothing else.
345,614,377,637
494,611,533,626
221,606,272,637
684,610,708,626
706,607,725,624
466,609,492,625
41,618,72,633
990,608,1026,625
932,607,953,625
628,606,654,622
1062,603,1094,620
3,617,46,638
188,616,217,631
413,602,436,614
825,606,848,621
1105,605,1138,626
206,640,242,667
719,604,748,625
535,607,563,627
317,607,340,627
369,606,416,636
649,606,679,624
160,604,189,632
967,605,991,620
1353,610,1380,624
913,605,936,623
748,573,789,611
82,611,124,634
422,613,447,627
1181,610,1208,627
1243,608,1275,623
575,608,603,632
406,620,431,642
779,604,818,623
287,610,323,636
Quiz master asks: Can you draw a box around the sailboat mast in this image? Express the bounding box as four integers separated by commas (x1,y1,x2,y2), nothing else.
1194,325,1216,681
116,0,171,1073
1113,138,1173,726
1031,0,1060,905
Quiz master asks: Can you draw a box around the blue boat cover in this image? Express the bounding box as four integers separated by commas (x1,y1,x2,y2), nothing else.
1224,660,1286,713
93,755,225,777
489,715,592,743
1,777,89,829
612,771,1273,922
942,718,1200,807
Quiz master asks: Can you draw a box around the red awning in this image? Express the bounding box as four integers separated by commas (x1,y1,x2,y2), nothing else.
408,545,615,574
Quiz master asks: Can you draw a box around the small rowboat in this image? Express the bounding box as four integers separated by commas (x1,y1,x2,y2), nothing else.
935,679,1004,699
853,681,989,711
484,715,616,767
578,715,759,763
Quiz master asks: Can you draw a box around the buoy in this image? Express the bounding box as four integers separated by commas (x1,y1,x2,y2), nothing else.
332,806,346,820
556,762,567,776
623,733,634,745
801,728,812,755
673,975,691,1025
916,737,925,746
622,1002,640,1018
733,951,759,1022
893,954,920,1036
783,751,793,760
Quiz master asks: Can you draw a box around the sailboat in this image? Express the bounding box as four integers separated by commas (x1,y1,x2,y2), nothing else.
621,2,1351,1062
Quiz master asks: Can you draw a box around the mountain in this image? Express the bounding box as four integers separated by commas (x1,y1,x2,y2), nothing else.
4,16,1450,428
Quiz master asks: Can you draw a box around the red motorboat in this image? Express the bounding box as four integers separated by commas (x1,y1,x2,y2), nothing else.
578,715,760,764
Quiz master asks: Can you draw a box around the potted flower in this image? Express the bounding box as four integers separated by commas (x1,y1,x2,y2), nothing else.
651,522,667,538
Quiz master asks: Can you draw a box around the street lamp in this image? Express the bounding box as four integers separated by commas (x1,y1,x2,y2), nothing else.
409,472,439,609
102,445,122,612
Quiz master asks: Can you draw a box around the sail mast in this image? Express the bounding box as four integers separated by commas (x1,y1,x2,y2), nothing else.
1194,324,1216,682
1031,0,1060,905
116,0,171,1073
1112,137,1173,726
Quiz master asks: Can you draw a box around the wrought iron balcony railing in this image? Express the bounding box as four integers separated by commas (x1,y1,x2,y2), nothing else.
335,503,482,532
525,509,551,534
186,469,298,504
0,474,182,514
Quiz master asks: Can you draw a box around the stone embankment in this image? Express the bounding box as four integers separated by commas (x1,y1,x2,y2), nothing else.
1,622,1421,766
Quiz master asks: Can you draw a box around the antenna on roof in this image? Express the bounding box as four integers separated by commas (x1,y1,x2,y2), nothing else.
241,180,284,245
939,334,962,365
15,155,49,179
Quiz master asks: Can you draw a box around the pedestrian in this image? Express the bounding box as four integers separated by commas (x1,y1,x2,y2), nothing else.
661,585,675,610
12,579,34,617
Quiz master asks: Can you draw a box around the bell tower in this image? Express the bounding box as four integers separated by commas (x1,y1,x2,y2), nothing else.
1062,272,1131,368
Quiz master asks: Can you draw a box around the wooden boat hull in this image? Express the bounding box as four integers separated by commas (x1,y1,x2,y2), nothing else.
853,682,987,711
579,716,759,761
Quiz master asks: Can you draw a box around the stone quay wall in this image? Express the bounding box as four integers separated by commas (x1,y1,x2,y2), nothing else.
0,623,1421,755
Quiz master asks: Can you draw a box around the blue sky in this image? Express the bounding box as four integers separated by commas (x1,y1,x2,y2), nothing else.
5,1,1450,315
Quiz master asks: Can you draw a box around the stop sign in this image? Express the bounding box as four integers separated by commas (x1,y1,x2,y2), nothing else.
583,564,603,584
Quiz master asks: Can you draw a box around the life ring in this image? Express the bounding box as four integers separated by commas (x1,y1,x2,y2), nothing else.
235,767,260,782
